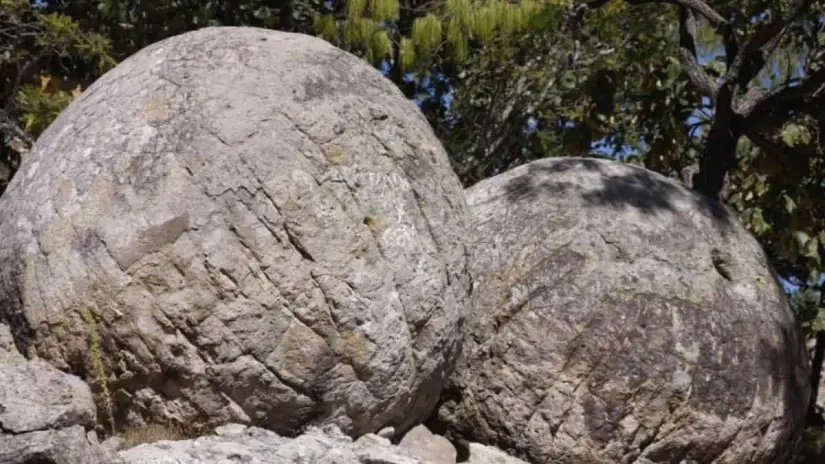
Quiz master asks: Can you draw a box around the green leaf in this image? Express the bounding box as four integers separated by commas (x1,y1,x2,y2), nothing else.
561,70,577,90
794,230,812,248
411,14,443,57
810,269,823,286
783,193,797,213
803,235,820,259
253,6,271,19
369,0,400,21
812,307,825,332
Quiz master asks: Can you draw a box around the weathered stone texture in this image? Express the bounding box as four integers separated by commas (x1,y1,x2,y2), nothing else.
430,157,809,463
0,356,124,464
0,359,96,434
119,423,422,464
0,27,471,438
118,422,525,464
398,423,457,463
1,426,124,464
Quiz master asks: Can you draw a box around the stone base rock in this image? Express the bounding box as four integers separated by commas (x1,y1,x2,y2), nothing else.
0,341,123,464
119,423,516,464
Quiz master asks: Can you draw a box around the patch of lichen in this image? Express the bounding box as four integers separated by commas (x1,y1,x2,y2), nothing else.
337,329,376,370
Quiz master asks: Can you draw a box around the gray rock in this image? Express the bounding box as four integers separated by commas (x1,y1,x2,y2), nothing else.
0,359,96,433
0,359,125,464
465,443,528,464
432,158,809,463
119,423,422,464
102,435,126,452
1,425,126,464
0,27,471,437
397,425,456,464
377,426,396,439
0,323,23,363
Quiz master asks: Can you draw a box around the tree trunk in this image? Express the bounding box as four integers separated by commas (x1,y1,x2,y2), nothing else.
277,0,295,32
808,330,825,425
691,85,742,202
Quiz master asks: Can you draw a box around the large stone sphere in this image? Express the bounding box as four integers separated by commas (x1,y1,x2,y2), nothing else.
0,27,472,437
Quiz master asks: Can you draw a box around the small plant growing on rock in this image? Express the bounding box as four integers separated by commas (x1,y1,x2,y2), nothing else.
80,306,116,436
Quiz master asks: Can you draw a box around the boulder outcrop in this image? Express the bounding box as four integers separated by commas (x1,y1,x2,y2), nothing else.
0,26,471,438
0,335,124,464
117,423,526,464
429,157,810,463
120,423,420,464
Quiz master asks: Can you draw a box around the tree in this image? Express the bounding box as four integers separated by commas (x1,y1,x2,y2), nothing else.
43,0,324,59
426,1,699,185
0,0,114,192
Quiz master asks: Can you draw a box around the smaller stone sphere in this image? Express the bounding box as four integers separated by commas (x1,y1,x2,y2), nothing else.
431,157,809,464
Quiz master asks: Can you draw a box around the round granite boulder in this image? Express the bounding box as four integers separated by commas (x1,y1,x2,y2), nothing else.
0,27,471,438
430,158,809,463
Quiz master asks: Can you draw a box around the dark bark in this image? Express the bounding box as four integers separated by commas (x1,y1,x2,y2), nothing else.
677,7,718,98
277,0,295,31
691,84,742,201
808,330,825,425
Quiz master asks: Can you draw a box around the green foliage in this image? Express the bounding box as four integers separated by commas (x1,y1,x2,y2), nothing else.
727,122,825,287
15,77,81,134
792,288,825,336
791,425,825,463
432,0,694,183
314,0,549,71
0,0,115,192
399,0,825,292
411,14,442,59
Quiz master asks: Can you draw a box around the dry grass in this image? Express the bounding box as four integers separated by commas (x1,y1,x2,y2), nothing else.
118,422,193,449
80,306,116,435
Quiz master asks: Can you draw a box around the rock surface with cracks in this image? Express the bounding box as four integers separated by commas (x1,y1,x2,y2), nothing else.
429,157,810,464
0,26,472,439
0,339,125,464
117,423,528,464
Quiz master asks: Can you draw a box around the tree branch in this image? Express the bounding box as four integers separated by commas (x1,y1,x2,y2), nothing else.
744,127,804,163
723,0,813,88
2,48,50,110
740,68,825,122
692,83,741,200
0,111,34,153
574,0,817,204
571,0,727,29
658,0,727,27
678,6,718,99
